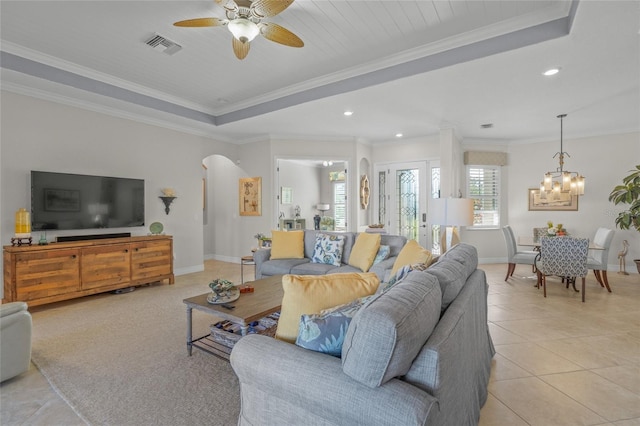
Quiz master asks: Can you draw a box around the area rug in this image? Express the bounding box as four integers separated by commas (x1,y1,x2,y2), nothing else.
30,279,241,426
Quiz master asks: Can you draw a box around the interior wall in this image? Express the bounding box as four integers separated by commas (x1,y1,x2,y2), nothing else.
203,154,240,260
0,91,237,299
372,135,440,163
277,160,322,226
271,138,359,231
503,131,640,271
358,157,371,228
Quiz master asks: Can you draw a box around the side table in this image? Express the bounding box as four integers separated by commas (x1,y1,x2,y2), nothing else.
241,255,255,284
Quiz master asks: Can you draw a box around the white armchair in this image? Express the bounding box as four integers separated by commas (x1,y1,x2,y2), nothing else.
1,302,32,382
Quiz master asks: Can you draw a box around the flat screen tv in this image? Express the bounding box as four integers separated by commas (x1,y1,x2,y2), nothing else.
31,171,145,231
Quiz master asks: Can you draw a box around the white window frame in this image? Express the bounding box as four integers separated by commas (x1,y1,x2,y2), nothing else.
333,181,347,231
466,165,501,229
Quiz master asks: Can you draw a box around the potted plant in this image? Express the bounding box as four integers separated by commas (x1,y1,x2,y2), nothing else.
608,164,640,273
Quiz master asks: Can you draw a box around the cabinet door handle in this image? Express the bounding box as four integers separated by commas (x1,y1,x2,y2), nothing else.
124,249,129,253
71,254,77,259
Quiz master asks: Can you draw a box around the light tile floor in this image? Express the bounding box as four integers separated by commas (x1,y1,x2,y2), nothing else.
1,260,638,425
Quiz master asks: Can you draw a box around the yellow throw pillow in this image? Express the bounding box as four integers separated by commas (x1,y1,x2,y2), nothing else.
275,273,380,343
270,230,304,259
391,240,433,275
348,233,381,272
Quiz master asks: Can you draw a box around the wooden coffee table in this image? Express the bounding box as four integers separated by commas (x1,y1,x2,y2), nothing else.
183,275,283,359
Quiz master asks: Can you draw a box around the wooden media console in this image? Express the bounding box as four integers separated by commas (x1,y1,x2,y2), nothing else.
3,235,174,307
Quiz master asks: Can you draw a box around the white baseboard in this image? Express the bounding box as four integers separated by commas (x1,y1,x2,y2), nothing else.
204,253,242,264
175,264,204,276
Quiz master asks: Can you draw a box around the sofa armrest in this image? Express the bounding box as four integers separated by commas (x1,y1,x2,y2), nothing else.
253,248,272,279
231,334,436,425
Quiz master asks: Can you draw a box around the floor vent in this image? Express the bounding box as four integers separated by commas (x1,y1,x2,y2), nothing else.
145,34,182,55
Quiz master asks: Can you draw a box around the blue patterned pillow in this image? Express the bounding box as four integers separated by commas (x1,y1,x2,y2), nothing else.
295,296,370,357
373,245,390,265
310,233,345,266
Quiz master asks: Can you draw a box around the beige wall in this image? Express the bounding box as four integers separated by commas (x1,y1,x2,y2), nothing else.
2,90,637,289
0,91,237,298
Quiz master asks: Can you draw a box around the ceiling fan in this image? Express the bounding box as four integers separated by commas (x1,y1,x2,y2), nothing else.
173,0,304,60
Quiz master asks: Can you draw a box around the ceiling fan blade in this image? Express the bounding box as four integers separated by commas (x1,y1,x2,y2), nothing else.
260,22,303,47
251,0,294,18
232,38,250,60
173,17,226,27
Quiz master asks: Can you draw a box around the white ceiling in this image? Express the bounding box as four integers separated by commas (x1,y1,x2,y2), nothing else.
1,0,638,144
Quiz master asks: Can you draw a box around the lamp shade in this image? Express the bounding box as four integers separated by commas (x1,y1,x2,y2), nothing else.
316,203,330,211
428,198,474,226
227,18,259,43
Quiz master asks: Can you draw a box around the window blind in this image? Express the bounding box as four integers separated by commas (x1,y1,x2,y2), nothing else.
467,166,500,228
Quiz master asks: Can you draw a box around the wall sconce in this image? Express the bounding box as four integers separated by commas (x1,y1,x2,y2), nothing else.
160,188,176,215
159,196,176,215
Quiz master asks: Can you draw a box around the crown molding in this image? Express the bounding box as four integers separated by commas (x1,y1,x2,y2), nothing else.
1,80,236,144
1,41,215,115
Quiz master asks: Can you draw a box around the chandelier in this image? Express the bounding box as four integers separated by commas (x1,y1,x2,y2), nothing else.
540,114,585,197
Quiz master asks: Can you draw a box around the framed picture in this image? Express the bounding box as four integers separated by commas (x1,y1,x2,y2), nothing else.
239,177,262,216
44,189,81,211
528,188,578,211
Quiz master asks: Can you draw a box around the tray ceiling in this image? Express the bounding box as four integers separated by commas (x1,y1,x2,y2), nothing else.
1,0,638,143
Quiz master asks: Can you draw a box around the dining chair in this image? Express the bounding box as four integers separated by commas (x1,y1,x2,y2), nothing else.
501,225,539,281
533,227,548,244
535,236,589,302
587,227,615,292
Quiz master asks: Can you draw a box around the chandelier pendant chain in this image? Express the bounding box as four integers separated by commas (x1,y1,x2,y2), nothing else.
553,113,569,173
540,113,585,197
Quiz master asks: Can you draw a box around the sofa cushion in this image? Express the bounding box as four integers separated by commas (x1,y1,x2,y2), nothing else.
348,233,381,272
260,258,310,277
271,230,304,259
439,242,478,277
390,240,433,275
311,233,346,267
295,296,371,357
425,258,467,312
373,245,390,265
290,262,337,275
275,273,380,343
341,270,442,388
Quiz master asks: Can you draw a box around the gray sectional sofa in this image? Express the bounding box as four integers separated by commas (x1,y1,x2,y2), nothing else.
231,243,495,425
253,229,407,281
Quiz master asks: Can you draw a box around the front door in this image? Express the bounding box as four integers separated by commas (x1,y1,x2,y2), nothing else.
374,161,429,248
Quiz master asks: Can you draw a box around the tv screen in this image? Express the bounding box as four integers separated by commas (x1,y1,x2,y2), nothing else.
31,171,145,231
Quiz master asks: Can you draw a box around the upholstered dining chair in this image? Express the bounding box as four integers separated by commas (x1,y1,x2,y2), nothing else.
587,227,615,293
535,237,589,302
533,227,548,244
501,225,539,281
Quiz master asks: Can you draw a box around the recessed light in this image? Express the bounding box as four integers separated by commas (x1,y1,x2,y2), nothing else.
395,133,403,138
543,68,561,76
343,110,353,116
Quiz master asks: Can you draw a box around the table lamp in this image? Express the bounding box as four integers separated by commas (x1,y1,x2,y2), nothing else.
316,204,330,216
428,198,474,253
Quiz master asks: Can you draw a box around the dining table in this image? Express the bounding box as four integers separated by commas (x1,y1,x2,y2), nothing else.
518,236,604,250
517,235,603,288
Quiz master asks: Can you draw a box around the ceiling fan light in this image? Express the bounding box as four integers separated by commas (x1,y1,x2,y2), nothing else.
228,18,259,43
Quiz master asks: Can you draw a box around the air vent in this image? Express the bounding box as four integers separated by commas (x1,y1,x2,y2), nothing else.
145,34,182,55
